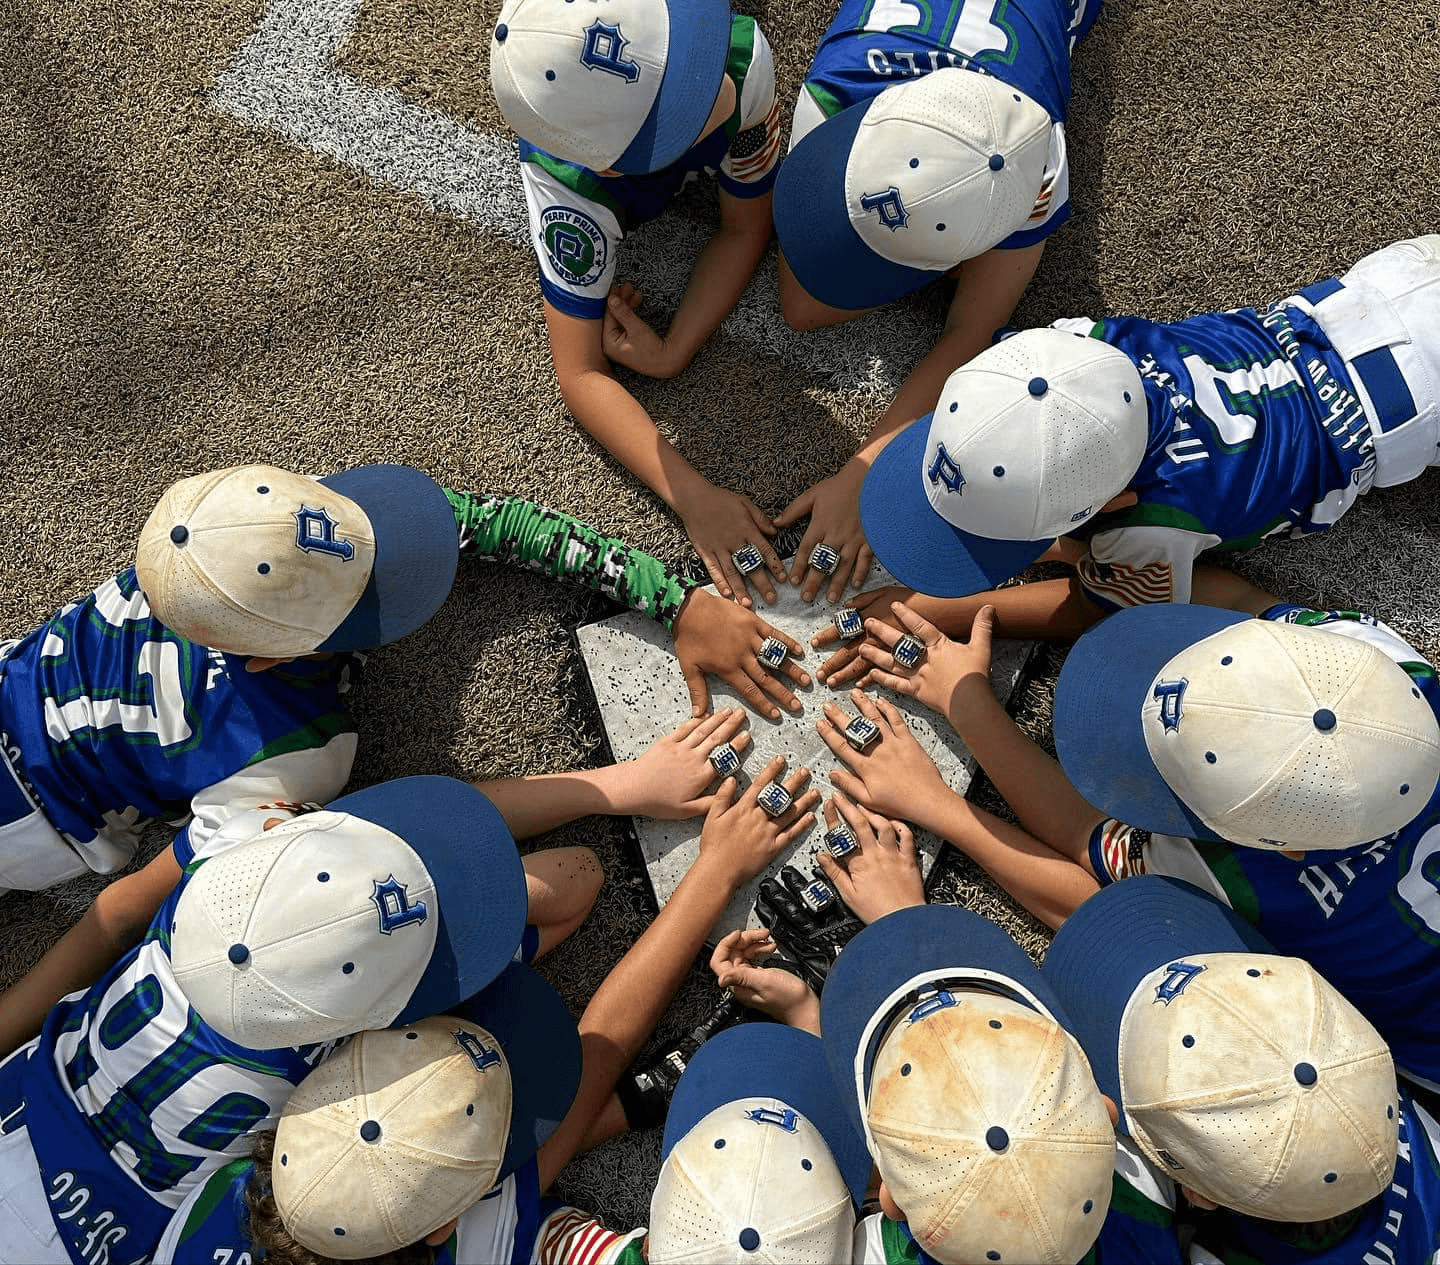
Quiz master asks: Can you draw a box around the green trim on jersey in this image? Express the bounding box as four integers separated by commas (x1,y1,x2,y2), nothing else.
182,1158,253,1242
245,707,352,767
1195,838,1262,925
522,150,625,218
803,80,847,118
723,16,759,139
882,1215,923,1264
446,490,695,630
1106,1168,1174,1227
614,1238,647,1265
1103,502,1210,535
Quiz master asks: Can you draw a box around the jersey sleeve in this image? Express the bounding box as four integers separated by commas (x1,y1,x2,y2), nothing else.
152,1158,254,1264
1077,522,1223,610
531,1205,646,1265
718,19,782,197
520,157,622,321
1083,1138,1185,1265
994,122,1070,249
446,490,696,630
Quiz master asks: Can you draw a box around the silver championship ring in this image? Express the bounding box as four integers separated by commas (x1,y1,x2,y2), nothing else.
843,715,881,751
800,877,836,914
757,637,789,670
731,544,764,575
824,824,858,858
833,607,864,641
708,742,741,778
757,782,793,817
809,543,841,576
892,634,926,670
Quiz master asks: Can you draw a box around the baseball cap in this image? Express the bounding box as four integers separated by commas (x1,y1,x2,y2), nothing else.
650,1024,871,1265
776,69,1053,311
274,961,582,1259
1053,604,1440,849
137,462,459,659
490,0,733,175
171,775,528,1049
861,329,1147,596
820,905,1115,1265
1043,877,1400,1220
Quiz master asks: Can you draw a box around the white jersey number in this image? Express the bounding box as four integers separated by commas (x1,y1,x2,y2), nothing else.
1397,823,1440,937
861,0,1011,59
1182,352,1304,451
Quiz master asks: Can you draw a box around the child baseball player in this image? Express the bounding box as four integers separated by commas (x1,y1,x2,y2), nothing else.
152,757,823,1263
823,234,1440,664
772,0,1105,603
489,0,787,607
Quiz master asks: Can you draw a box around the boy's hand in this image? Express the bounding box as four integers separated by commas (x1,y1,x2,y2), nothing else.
710,928,820,1032
810,584,916,686
774,459,873,603
814,791,925,925
858,602,995,720
697,756,819,889
679,482,785,608
817,691,951,825
673,589,808,720
603,284,683,379
616,709,752,819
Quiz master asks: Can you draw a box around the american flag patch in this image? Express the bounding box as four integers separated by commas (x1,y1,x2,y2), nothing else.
1077,555,1174,607
1027,167,1059,222
536,1207,634,1265
727,97,782,183
1095,818,1149,883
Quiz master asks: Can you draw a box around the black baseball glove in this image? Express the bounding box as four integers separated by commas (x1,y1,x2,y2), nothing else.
754,865,863,995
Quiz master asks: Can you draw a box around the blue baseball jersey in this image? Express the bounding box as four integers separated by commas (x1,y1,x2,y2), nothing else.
793,0,1104,249
1068,301,1377,610
0,568,358,879
519,15,782,321
1088,607,1440,1090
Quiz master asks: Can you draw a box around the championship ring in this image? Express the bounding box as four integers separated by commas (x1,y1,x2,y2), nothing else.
833,607,864,641
843,715,881,751
757,782,793,817
731,544,764,575
824,824,858,858
892,634,926,670
708,742,741,778
809,543,840,576
757,637,789,670
800,877,836,914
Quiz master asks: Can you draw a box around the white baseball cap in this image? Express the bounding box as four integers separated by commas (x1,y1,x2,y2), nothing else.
273,962,583,1259
861,328,1147,597
649,1025,871,1265
171,776,528,1049
136,463,458,659
490,0,733,174
776,69,1053,310
821,906,1115,1265
1055,606,1440,849
1045,878,1400,1222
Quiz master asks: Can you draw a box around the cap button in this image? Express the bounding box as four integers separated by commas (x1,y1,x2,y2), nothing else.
494,22,507,39
985,1125,1009,1152
1294,1062,1318,1086
170,525,189,544
1312,708,1337,731
227,943,250,965
738,1228,761,1252
988,153,1004,170
1028,377,1048,397
360,1120,382,1142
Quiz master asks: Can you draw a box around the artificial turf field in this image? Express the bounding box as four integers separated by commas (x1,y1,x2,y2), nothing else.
3,0,1438,1226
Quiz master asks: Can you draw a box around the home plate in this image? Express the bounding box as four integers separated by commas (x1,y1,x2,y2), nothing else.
576,561,1036,942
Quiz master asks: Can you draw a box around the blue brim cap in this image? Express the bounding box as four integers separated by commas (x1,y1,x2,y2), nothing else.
860,415,1053,597
775,97,942,311
325,776,527,1029
1054,603,1251,841
820,905,1072,1143
453,961,582,1179
1041,876,1275,1128
317,464,458,652
662,1024,872,1207
612,0,732,174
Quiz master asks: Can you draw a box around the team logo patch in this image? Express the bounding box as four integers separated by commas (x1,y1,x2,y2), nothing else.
1154,960,1204,1004
540,205,607,288
454,1028,502,1072
907,989,957,1023
927,443,965,493
293,506,355,559
859,186,908,231
1152,679,1188,732
580,20,641,81
371,875,428,934
745,1106,800,1132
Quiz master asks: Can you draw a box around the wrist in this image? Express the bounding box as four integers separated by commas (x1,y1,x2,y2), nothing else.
782,991,822,1036
944,675,1003,738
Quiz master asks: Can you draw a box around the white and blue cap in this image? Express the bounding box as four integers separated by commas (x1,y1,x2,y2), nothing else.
776,69,1052,311
137,463,459,659
650,1025,870,1265
820,906,1115,1265
171,776,527,1050
861,329,1147,596
491,0,733,175
1043,877,1400,1221
1054,605,1440,850
274,962,582,1259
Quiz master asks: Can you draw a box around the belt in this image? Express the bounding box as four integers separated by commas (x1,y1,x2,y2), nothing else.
1297,278,1417,436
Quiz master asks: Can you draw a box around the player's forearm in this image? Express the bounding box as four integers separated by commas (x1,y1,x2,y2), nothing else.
475,765,642,840
446,490,693,629
659,211,772,373
1190,565,1281,615
920,578,1103,641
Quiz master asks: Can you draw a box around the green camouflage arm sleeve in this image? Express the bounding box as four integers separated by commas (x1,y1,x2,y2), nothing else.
446,489,695,630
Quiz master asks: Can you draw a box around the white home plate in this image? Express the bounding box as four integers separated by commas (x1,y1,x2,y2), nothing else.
576,562,1035,941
